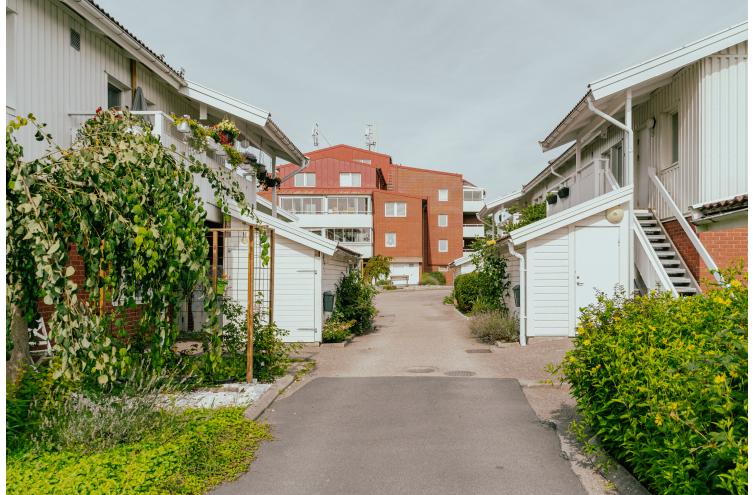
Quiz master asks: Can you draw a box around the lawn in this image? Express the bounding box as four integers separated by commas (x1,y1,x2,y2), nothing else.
7,407,270,495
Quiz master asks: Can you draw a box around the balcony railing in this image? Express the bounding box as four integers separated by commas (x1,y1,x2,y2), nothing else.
547,158,611,216
68,111,258,209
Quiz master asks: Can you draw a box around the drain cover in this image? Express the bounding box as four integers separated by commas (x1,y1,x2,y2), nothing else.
406,366,436,373
465,349,492,354
444,370,476,377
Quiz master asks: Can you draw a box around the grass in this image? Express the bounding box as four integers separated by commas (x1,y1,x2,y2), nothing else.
7,407,271,495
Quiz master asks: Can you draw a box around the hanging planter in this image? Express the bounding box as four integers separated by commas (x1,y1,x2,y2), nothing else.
546,192,558,205
211,119,240,146
175,115,192,134
558,186,570,199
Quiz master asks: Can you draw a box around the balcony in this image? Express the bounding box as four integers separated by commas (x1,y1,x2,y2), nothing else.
546,158,615,216
463,224,485,238
69,111,258,221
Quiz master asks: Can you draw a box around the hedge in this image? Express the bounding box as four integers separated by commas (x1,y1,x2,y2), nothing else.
557,276,747,494
453,272,481,313
420,271,446,285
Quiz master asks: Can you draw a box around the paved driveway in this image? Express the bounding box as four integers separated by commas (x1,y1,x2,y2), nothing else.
214,287,585,495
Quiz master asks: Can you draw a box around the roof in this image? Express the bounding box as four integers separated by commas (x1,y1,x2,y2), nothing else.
692,194,748,217
180,81,306,166
392,163,463,178
62,0,185,88
478,190,523,218
449,253,474,268
307,144,394,162
540,21,748,151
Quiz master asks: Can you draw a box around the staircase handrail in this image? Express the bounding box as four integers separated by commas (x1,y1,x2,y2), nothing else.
648,168,723,284
632,217,678,296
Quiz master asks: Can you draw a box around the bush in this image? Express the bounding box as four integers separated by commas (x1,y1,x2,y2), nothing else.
421,271,446,285
7,407,271,494
453,272,482,313
503,201,546,232
322,319,355,343
469,238,509,314
332,270,377,335
468,311,518,343
555,275,747,495
363,255,392,284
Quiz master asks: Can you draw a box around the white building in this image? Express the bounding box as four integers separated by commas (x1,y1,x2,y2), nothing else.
485,22,748,345
462,180,487,251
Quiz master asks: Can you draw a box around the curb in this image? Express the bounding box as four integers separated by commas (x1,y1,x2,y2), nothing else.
320,336,353,348
244,373,295,421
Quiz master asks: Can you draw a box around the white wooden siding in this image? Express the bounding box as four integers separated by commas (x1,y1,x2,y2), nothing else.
700,42,748,203
503,251,521,317
273,236,319,342
525,228,570,336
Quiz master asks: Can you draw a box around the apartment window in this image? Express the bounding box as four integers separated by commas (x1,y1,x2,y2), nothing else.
438,239,448,252
339,172,362,187
385,232,397,248
671,112,679,165
279,196,324,213
294,173,316,187
326,228,372,243
438,214,448,227
438,189,448,202
107,83,122,109
384,202,407,217
604,143,624,186
327,196,370,214
463,190,483,201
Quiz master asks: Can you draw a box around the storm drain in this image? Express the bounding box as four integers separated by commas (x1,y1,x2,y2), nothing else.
444,370,476,377
406,367,436,374
465,349,492,354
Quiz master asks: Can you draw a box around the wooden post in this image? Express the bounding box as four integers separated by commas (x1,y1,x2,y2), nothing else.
246,225,255,383
211,230,218,290
268,229,275,322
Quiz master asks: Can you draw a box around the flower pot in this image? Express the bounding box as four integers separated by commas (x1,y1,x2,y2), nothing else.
206,136,218,150
557,187,570,199
546,195,558,205
176,120,191,134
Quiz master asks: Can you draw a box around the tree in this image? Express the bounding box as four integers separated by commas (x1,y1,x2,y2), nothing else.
362,255,392,284
6,110,255,386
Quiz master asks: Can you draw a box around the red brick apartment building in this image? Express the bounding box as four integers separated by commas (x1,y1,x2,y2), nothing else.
267,144,472,284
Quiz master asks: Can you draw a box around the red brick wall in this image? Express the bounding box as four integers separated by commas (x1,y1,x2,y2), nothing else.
663,219,748,286
277,157,380,191
373,190,425,260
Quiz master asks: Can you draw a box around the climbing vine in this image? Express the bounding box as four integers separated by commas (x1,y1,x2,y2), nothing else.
6,109,262,386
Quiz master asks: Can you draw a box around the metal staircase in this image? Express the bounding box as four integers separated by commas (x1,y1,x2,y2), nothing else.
635,210,699,295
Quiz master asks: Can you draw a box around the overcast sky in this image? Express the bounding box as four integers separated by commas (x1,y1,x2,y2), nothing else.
99,0,746,198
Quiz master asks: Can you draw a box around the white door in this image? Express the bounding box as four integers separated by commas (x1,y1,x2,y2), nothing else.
574,226,621,312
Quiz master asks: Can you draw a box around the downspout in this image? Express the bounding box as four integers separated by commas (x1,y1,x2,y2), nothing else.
587,90,634,293
507,241,526,347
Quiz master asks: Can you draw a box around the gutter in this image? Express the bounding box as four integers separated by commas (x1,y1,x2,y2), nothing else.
507,241,527,347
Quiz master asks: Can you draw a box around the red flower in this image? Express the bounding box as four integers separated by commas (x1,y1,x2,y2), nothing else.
95,106,102,114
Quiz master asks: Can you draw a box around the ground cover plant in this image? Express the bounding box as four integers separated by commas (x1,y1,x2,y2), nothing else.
468,311,518,343
322,318,355,343
553,272,747,494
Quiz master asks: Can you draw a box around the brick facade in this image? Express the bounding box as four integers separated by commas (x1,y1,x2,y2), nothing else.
663,219,747,286
373,190,426,262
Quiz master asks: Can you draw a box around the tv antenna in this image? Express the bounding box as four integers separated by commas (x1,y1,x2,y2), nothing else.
312,123,320,147
364,124,376,151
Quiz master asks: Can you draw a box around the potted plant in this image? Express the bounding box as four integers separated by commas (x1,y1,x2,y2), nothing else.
546,192,558,205
212,119,240,145
174,114,192,134
557,186,570,199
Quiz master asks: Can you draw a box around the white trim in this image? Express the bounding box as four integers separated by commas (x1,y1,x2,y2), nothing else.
510,186,632,245
449,253,473,268
256,196,297,222
438,189,449,202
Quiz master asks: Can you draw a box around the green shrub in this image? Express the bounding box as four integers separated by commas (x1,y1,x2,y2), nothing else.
503,201,546,232
420,273,441,285
469,238,510,314
428,271,447,285
332,270,377,335
322,319,355,343
7,407,271,494
453,272,482,313
6,364,57,452
468,311,518,343
555,275,747,495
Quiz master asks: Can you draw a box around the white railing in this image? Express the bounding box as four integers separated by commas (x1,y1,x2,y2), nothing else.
649,167,722,284
650,164,682,220
633,218,677,296
548,159,610,215
69,111,258,208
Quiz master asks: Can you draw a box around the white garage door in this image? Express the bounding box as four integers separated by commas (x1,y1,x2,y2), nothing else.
390,263,420,286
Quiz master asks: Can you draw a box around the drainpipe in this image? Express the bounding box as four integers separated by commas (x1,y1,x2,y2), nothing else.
270,155,277,218
507,241,526,347
587,90,634,293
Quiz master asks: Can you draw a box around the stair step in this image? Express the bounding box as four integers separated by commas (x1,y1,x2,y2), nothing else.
652,243,672,250
642,227,661,234
661,258,681,266
656,251,676,258
635,210,653,218
677,286,698,295
647,235,667,241
664,268,686,275
670,277,692,285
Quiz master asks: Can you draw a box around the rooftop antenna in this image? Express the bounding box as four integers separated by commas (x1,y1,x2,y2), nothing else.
312,123,320,148
364,124,376,151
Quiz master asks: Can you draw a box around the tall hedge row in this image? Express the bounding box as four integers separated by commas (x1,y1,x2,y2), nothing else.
558,276,747,494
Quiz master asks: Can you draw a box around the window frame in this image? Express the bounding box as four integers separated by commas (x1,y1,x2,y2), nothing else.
438,239,448,252
438,189,449,202
339,172,362,188
385,232,397,248
294,173,316,187
384,202,407,217
438,214,448,227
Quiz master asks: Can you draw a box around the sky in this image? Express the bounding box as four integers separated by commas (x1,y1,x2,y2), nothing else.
98,0,746,198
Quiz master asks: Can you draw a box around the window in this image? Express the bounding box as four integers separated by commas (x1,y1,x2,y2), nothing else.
69,28,80,51
107,83,122,109
339,173,362,187
326,228,372,243
671,112,679,165
438,189,448,202
384,202,407,217
438,239,448,252
279,196,324,213
385,232,396,248
605,143,624,186
438,214,448,227
463,190,483,201
327,196,370,213
294,173,316,187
